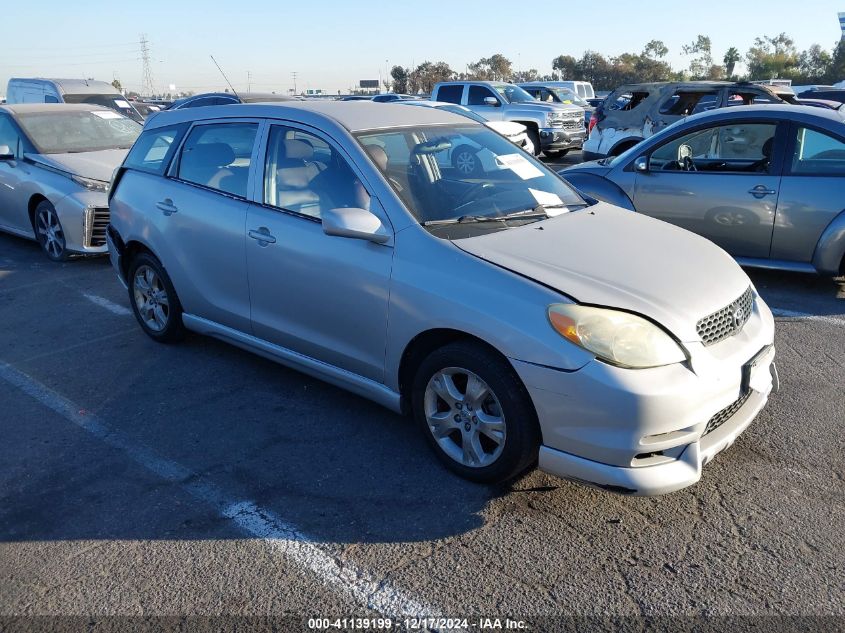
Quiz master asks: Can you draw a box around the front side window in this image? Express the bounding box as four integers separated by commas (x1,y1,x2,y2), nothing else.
791,127,845,175
16,110,141,154
177,122,258,197
649,122,777,173
468,86,499,106
124,123,188,175
437,85,463,104
355,124,586,237
0,116,21,155
490,83,534,104
264,125,369,219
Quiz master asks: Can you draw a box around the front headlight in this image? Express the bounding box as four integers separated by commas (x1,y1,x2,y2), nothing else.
548,304,687,369
546,112,563,126
71,174,110,193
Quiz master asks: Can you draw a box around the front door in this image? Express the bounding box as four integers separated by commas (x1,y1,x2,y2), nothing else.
0,114,29,234
465,85,505,121
245,124,393,382
633,120,784,259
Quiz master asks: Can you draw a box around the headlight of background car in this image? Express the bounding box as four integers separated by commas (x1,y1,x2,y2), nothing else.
71,175,110,193
546,112,563,126
548,304,687,369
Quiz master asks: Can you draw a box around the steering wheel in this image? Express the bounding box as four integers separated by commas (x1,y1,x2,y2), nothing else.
454,182,496,209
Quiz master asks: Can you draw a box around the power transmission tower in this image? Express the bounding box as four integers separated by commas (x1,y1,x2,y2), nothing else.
140,34,155,97
291,71,297,95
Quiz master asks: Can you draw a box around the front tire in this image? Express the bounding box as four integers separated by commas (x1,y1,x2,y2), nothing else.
452,145,481,176
127,252,185,343
525,128,541,157
411,341,540,483
543,149,569,159
34,200,69,261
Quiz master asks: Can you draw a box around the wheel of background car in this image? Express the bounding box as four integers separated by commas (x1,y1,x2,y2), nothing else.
452,145,481,176
127,252,185,343
34,200,68,262
525,128,541,157
411,341,540,483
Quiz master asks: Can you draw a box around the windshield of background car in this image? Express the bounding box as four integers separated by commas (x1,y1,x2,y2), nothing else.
17,110,141,154
492,84,535,104
62,93,144,122
355,124,586,236
551,88,588,107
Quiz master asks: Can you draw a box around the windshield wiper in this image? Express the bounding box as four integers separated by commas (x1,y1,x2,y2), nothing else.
422,205,560,227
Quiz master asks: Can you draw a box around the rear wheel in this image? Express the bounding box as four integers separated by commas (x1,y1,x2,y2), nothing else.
411,341,540,483
34,200,68,261
127,252,185,343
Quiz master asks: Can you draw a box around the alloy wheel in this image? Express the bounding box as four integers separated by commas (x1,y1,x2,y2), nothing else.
455,151,477,175
133,265,170,332
36,207,65,259
423,367,506,468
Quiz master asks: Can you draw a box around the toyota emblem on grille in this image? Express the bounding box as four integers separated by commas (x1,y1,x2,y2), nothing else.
732,306,744,327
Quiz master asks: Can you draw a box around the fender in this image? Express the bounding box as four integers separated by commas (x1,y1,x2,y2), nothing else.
812,209,845,276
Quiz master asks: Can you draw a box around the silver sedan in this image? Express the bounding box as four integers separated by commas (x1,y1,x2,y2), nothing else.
0,104,140,260
108,102,777,495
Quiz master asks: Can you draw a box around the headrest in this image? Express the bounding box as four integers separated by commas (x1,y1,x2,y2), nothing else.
366,145,388,171
276,158,311,188
284,139,314,160
186,142,234,167
761,137,774,159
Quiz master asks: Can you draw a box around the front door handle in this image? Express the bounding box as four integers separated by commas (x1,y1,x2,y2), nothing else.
248,227,276,245
155,198,178,215
748,185,777,198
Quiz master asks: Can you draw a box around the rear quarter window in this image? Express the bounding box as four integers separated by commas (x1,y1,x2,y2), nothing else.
123,123,188,175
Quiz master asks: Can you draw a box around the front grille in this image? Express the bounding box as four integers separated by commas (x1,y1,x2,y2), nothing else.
84,207,110,248
696,286,754,346
704,390,751,436
561,119,583,131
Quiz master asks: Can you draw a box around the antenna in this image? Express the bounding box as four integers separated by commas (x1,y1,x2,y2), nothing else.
210,55,239,99
140,34,155,97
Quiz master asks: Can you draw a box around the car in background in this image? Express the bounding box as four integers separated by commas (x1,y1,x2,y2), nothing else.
395,100,534,172
372,94,415,103
0,104,141,260
543,80,595,101
583,81,797,160
796,89,845,105
6,78,144,123
339,95,375,101
131,102,163,119
796,98,843,111
167,92,296,109
519,82,593,128
431,81,584,158
107,101,776,495
562,105,845,276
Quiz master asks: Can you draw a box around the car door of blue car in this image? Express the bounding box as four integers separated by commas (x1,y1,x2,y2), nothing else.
631,119,786,259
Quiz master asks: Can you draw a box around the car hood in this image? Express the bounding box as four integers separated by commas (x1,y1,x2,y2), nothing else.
26,149,129,182
485,121,527,137
452,203,750,342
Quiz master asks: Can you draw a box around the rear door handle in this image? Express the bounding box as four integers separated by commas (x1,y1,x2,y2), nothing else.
248,227,276,245
155,198,178,215
748,185,777,198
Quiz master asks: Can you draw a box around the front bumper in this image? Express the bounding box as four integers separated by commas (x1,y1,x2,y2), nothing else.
512,300,777,496
53,190,110,255
106,225,128,289
539,127,585,151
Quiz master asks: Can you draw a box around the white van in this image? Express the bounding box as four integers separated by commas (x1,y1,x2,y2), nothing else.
530,80,595,101
6,78,143,123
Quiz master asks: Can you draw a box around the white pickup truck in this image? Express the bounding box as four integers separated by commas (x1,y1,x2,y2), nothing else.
431,81,585,158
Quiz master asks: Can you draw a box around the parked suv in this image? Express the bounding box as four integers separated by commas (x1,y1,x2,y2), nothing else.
583,81,797,160
107,101,777,495
432,81,584,157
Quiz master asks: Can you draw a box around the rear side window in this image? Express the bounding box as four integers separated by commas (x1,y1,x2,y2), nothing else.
437,85,463,104
44,95,59,103
659,92,718,115
123,123,188,175
576,84,586,98
177,122,258,198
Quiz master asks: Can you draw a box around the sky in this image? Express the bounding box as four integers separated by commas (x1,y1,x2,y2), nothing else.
2,0,844,96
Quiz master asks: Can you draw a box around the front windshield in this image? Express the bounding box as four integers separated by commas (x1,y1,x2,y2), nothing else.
551,88,588,107
492,83,535,104
355,124,586,237
62,93,143,123
17,110,142,154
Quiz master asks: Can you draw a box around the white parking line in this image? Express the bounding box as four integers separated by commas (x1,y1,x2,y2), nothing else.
0,361,443,622
770,307,845,327
82,293,132,316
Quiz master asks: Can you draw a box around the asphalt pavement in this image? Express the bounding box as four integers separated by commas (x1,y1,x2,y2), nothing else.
0,180,843,631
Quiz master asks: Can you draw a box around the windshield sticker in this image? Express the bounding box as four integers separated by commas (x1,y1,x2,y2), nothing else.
113,99,132,109
92,110,123,119
528,188,567,214
496,153,544,180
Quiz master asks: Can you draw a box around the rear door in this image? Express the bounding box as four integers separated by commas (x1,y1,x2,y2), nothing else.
632,119,785,258
770,122,845,263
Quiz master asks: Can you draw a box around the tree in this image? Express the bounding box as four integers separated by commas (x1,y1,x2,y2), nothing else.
552,54,578,79
409,61,454,94
468,54,513,81
512,68,540,82
111,78,123,93
390,65,409,94
683,35,714,79
723,47,741,78
826,40,845,84
643,40,669,59
798,44,833,83
746,33,799,79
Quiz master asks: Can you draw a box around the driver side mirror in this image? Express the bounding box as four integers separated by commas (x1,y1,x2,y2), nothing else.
0,145,14,161
483,96,500,107
633,156,649,172
322,207,391,244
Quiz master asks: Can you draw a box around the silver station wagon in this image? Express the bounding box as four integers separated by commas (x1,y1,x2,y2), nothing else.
107,102,778,496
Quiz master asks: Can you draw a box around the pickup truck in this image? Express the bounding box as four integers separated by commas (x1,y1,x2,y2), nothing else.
431,81,585,158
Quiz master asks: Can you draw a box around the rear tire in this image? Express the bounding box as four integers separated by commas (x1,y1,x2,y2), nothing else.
411,341,540,484
127,252,185,343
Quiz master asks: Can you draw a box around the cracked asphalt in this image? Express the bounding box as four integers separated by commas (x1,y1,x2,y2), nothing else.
0,181,844,631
